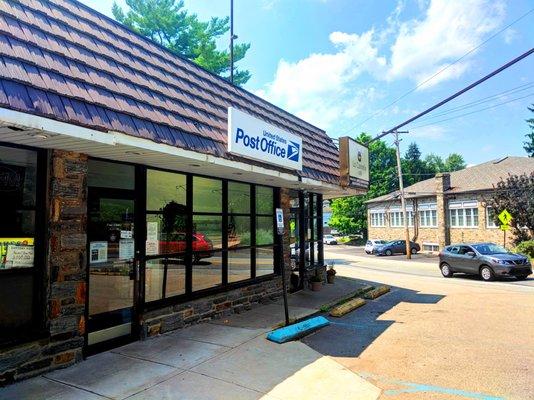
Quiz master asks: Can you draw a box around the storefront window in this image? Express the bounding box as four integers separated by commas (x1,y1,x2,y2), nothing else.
0,145,42,344
143,169,277,303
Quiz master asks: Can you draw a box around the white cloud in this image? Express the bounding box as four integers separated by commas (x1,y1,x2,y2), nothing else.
256,0,506,130
408,125,447,140
387,0,506,88
256,31,385,129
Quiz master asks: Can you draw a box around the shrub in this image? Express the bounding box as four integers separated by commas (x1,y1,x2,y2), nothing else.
514,240,534,260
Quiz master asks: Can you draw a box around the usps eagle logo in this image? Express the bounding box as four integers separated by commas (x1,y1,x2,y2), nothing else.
287,141,300,162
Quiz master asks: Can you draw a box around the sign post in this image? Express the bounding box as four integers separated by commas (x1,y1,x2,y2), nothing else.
276,208,290,326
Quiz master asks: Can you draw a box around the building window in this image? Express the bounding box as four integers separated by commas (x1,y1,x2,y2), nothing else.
370,212,386,227
419,210,438,228
389,211,414,227
449,207,479,228
0,144,44,345
486,207,497,228
145,169,276,303
422,243,440,252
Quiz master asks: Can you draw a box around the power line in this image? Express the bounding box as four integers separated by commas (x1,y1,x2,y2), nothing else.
413,81,534,122
410,92,534,129
341,7,534,136
371,47,534,142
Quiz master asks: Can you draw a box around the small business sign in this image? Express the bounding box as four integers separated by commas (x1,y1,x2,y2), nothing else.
339,137,369,190
228,107,303,171
276,208,284,235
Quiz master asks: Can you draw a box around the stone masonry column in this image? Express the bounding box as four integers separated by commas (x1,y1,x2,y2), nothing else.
47,150,88,367
435,173,450,249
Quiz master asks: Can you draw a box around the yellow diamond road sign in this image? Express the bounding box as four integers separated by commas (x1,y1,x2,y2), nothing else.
498,209,512,225
500,224,510,231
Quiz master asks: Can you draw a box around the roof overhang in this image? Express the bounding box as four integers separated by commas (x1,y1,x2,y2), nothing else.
0,107,362,196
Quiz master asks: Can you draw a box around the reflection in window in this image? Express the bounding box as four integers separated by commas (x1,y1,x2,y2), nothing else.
147,170,186,211
229,248,251,283
193,177,222,213
0,145,39,343
256,247,274,277
256,186,273,214
256,216,274,245
193,215,221,250
228,182,250,214
145,258,186,301
193,252,223,291
228,216,250,248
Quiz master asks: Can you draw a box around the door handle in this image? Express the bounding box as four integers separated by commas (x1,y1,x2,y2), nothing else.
129,258,140,281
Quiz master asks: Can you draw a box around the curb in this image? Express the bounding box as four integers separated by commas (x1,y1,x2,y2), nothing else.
330,298,366,317
363,285,390,299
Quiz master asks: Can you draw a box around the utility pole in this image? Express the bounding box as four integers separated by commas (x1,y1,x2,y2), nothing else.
230,0,235,84
392,130,412,259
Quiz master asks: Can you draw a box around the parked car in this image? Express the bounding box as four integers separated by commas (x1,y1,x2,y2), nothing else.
365,239,387,254
160,233,214,263
374,240,420,256
439,242,532,281
323,234,338,245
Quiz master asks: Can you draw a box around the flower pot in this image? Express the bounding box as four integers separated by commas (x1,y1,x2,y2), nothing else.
311,281,322,291
327,275,335,284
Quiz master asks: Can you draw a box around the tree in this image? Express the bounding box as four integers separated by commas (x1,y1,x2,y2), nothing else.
488,172,534,244
328,133,397,234
524,104,534,157
402,142,433,186
443,153,466,172
424,153,445,173
112,0,251,85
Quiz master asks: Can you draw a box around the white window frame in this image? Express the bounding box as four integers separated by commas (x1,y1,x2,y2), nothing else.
389,207,414,228
370,211,386,227
422,242,440,252
418,209,438,228
448,202,479,228
486,207,497,228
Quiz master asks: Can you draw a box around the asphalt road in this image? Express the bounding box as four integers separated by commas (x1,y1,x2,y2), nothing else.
301,246,534,399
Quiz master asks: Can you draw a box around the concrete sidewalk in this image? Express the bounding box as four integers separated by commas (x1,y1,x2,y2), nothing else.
0,278,380,400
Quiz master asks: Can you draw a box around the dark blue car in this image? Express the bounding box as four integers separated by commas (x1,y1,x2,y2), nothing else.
375,240,420,256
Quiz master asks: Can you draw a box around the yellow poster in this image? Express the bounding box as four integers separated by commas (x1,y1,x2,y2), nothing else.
0,238,34,269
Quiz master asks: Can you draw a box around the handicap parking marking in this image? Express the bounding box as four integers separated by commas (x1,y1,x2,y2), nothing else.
358,371,504,400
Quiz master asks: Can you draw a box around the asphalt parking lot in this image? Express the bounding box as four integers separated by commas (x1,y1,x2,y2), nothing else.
325,244,439,264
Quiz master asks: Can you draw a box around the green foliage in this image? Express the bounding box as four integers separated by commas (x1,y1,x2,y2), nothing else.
112,0,251,85
514,240,534,260
329,133,397,234
524,104,534,157
329,135,467,236
488,172,534,244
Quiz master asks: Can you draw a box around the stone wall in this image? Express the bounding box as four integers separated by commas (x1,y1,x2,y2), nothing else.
0,150,87,385
143,278,282,336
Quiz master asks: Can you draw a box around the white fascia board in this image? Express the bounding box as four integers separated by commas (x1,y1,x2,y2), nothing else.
0,107,116,145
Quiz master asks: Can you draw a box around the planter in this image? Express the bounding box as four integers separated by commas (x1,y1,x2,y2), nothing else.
311,281,322,291
327,275,335,284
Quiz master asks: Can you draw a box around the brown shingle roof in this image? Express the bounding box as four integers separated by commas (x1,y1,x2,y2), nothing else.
0,0,340,183
367,156,534,204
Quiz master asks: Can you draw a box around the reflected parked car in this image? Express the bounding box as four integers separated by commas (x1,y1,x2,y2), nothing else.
323,234,338,245
439,243,532,281
160,233,214,263
365,239,387,254
374,240,420,256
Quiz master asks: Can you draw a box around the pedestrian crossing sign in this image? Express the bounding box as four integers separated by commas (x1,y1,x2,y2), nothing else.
498,209,512,226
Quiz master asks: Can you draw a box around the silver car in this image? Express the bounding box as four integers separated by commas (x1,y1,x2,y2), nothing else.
439,243,532,281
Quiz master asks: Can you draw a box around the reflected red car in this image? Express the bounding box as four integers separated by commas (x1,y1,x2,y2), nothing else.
159,233,213,263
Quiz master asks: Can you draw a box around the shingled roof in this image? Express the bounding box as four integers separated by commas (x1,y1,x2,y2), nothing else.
367,156,534,204
0,0,340,184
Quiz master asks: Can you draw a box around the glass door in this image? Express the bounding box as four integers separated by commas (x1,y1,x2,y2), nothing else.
86,186,139,350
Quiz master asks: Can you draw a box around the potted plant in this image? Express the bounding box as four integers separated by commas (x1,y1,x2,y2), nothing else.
326,264,336,284
310,271,323,291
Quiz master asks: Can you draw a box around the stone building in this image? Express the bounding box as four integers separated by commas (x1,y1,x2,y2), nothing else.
366,157,534,252
0,0,364,383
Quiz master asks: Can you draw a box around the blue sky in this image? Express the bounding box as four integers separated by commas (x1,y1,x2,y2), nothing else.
80,0,534,165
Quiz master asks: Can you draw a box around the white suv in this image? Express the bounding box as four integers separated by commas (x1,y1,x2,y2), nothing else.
365,239,387,254
323,234,338,245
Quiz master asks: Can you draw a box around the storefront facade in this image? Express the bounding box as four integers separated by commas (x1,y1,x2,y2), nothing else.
0,0,365,383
